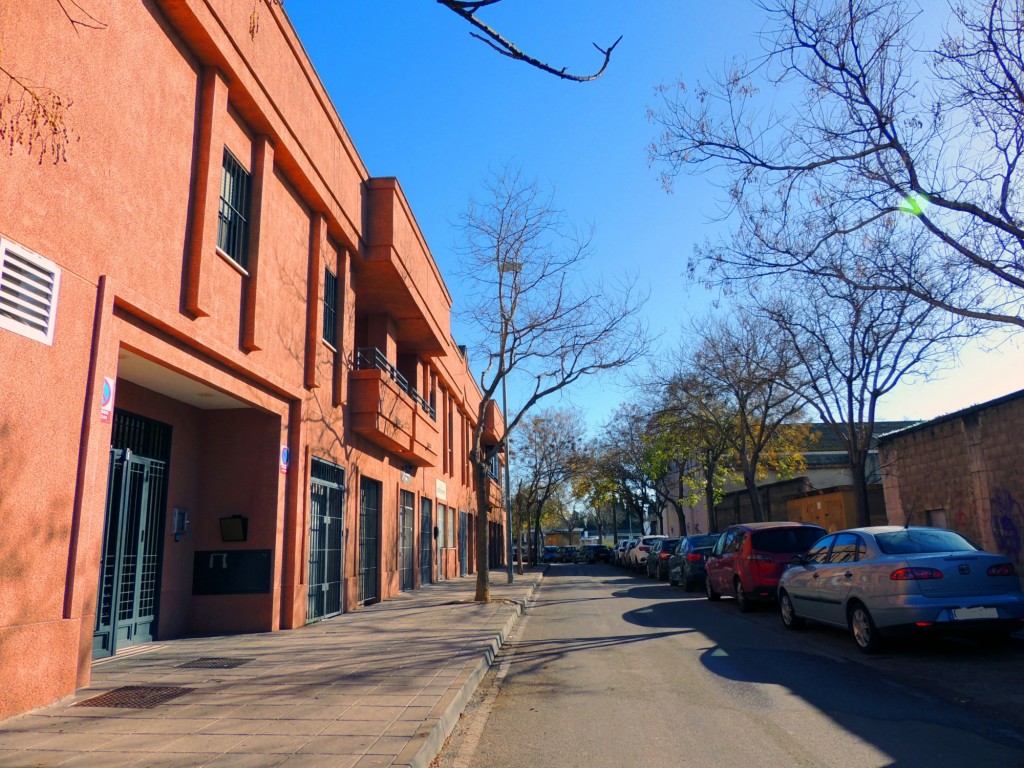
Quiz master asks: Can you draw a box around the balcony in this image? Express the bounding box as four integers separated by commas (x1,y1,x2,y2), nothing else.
349,348,439,467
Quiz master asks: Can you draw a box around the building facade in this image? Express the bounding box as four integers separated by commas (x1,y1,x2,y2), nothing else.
0,0,504,720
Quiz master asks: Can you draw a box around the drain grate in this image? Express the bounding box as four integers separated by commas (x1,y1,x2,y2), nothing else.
176,657,253,670
75,686,194,709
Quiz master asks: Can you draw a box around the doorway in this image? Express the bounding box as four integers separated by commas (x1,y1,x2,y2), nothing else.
359,477,381,604
307,458,345,622
93,411,171,659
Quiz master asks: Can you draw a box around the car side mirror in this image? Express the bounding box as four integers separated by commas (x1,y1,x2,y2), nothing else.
789,554,805,566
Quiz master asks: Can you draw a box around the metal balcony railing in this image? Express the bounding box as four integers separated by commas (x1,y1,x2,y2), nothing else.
355,347,436,420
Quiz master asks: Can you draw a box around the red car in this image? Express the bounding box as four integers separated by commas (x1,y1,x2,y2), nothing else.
705,522,826,612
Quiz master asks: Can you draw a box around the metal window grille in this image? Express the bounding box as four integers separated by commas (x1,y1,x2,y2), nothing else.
0,237,61,346
308,458,345,622
323,267,338,348
217,149,250,270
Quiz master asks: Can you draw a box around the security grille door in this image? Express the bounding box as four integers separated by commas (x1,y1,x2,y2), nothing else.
359,478,381,604
307,459,345,622
420,499,433,585
94,412,170,659
399,490,415,591
459,511,468,576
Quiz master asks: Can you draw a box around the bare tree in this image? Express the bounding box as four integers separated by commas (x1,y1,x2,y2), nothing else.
458,166,647,601
510,408,586,568
260,1,619,80
679,311,808,522
435,1,621,81
650,0,1024,330
754,274,966,525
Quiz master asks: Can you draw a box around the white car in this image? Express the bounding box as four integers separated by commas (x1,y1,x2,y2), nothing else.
626,535,667,572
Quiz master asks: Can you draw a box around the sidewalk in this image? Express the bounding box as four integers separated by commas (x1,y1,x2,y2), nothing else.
0,570,542,768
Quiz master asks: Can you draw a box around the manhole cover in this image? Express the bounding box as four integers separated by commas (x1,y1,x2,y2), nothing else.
74,686,194,709
176,657,253,669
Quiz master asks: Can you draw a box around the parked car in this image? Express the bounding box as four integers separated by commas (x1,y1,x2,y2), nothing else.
556,546,578,563
575,544,613,564
778,526,1024,653
668,534,722,591
705,522,827,611
626,535,668,572
614,539,635,566
540,545,560,564
645,538,680,580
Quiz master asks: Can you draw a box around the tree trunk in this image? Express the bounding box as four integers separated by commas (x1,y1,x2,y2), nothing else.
473,461,491,602
705,475,718,533
850,449,872,528
743,469,764,523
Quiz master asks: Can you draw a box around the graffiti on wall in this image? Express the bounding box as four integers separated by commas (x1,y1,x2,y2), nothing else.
990,488,1023,564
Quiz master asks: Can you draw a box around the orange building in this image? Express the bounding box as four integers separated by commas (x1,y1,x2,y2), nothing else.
0,0,504,721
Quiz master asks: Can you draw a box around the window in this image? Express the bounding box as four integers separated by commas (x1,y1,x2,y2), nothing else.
437,505,446,549
828,533,862,564
323,267,338,348
486,449,500,480
447,506,456,548
805,536,834,565
216,148,251,269
0,236,61,346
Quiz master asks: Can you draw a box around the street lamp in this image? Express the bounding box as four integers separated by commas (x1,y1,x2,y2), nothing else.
498,259,520,585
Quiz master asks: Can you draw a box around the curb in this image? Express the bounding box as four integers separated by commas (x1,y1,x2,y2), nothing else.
400,574,542,768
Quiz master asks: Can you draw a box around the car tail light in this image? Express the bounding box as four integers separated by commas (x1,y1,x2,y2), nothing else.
988,563,1016,577
687,553,702,562
639,545,650,552
890,567,944,580
659,551,671,559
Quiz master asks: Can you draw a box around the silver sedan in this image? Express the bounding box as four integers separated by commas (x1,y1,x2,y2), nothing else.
777,526,1024,653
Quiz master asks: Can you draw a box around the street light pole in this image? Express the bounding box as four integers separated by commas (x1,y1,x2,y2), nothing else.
502,372,514,584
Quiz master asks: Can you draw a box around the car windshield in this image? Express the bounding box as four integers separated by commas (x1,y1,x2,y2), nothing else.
751,527,825,553
875,529,978,555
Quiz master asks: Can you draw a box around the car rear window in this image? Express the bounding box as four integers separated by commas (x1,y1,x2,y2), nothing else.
689,535,720,548
751,527,825,553
875,529,977,555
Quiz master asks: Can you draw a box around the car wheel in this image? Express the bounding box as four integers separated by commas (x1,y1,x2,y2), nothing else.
849,602,883,654
779,590,804,630
669,570,679,586
706,575,721,602
734,578,754,612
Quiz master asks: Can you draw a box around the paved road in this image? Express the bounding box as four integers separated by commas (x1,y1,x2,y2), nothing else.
436,564,1024,768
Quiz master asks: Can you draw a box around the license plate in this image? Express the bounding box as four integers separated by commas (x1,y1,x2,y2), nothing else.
951,606,998,620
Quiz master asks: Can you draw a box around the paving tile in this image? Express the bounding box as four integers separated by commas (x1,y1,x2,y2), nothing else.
0,749,78,766
160,733,247,753
58,750,144,767
275,753,359,768
231,734,310,755
25,732,120,753
197,720,275,736
255,720,331,737
317,721,388,738
201,754,289,768
295,734,376,755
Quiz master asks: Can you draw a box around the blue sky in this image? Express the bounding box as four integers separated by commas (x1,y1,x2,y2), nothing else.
283,0,1022,428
